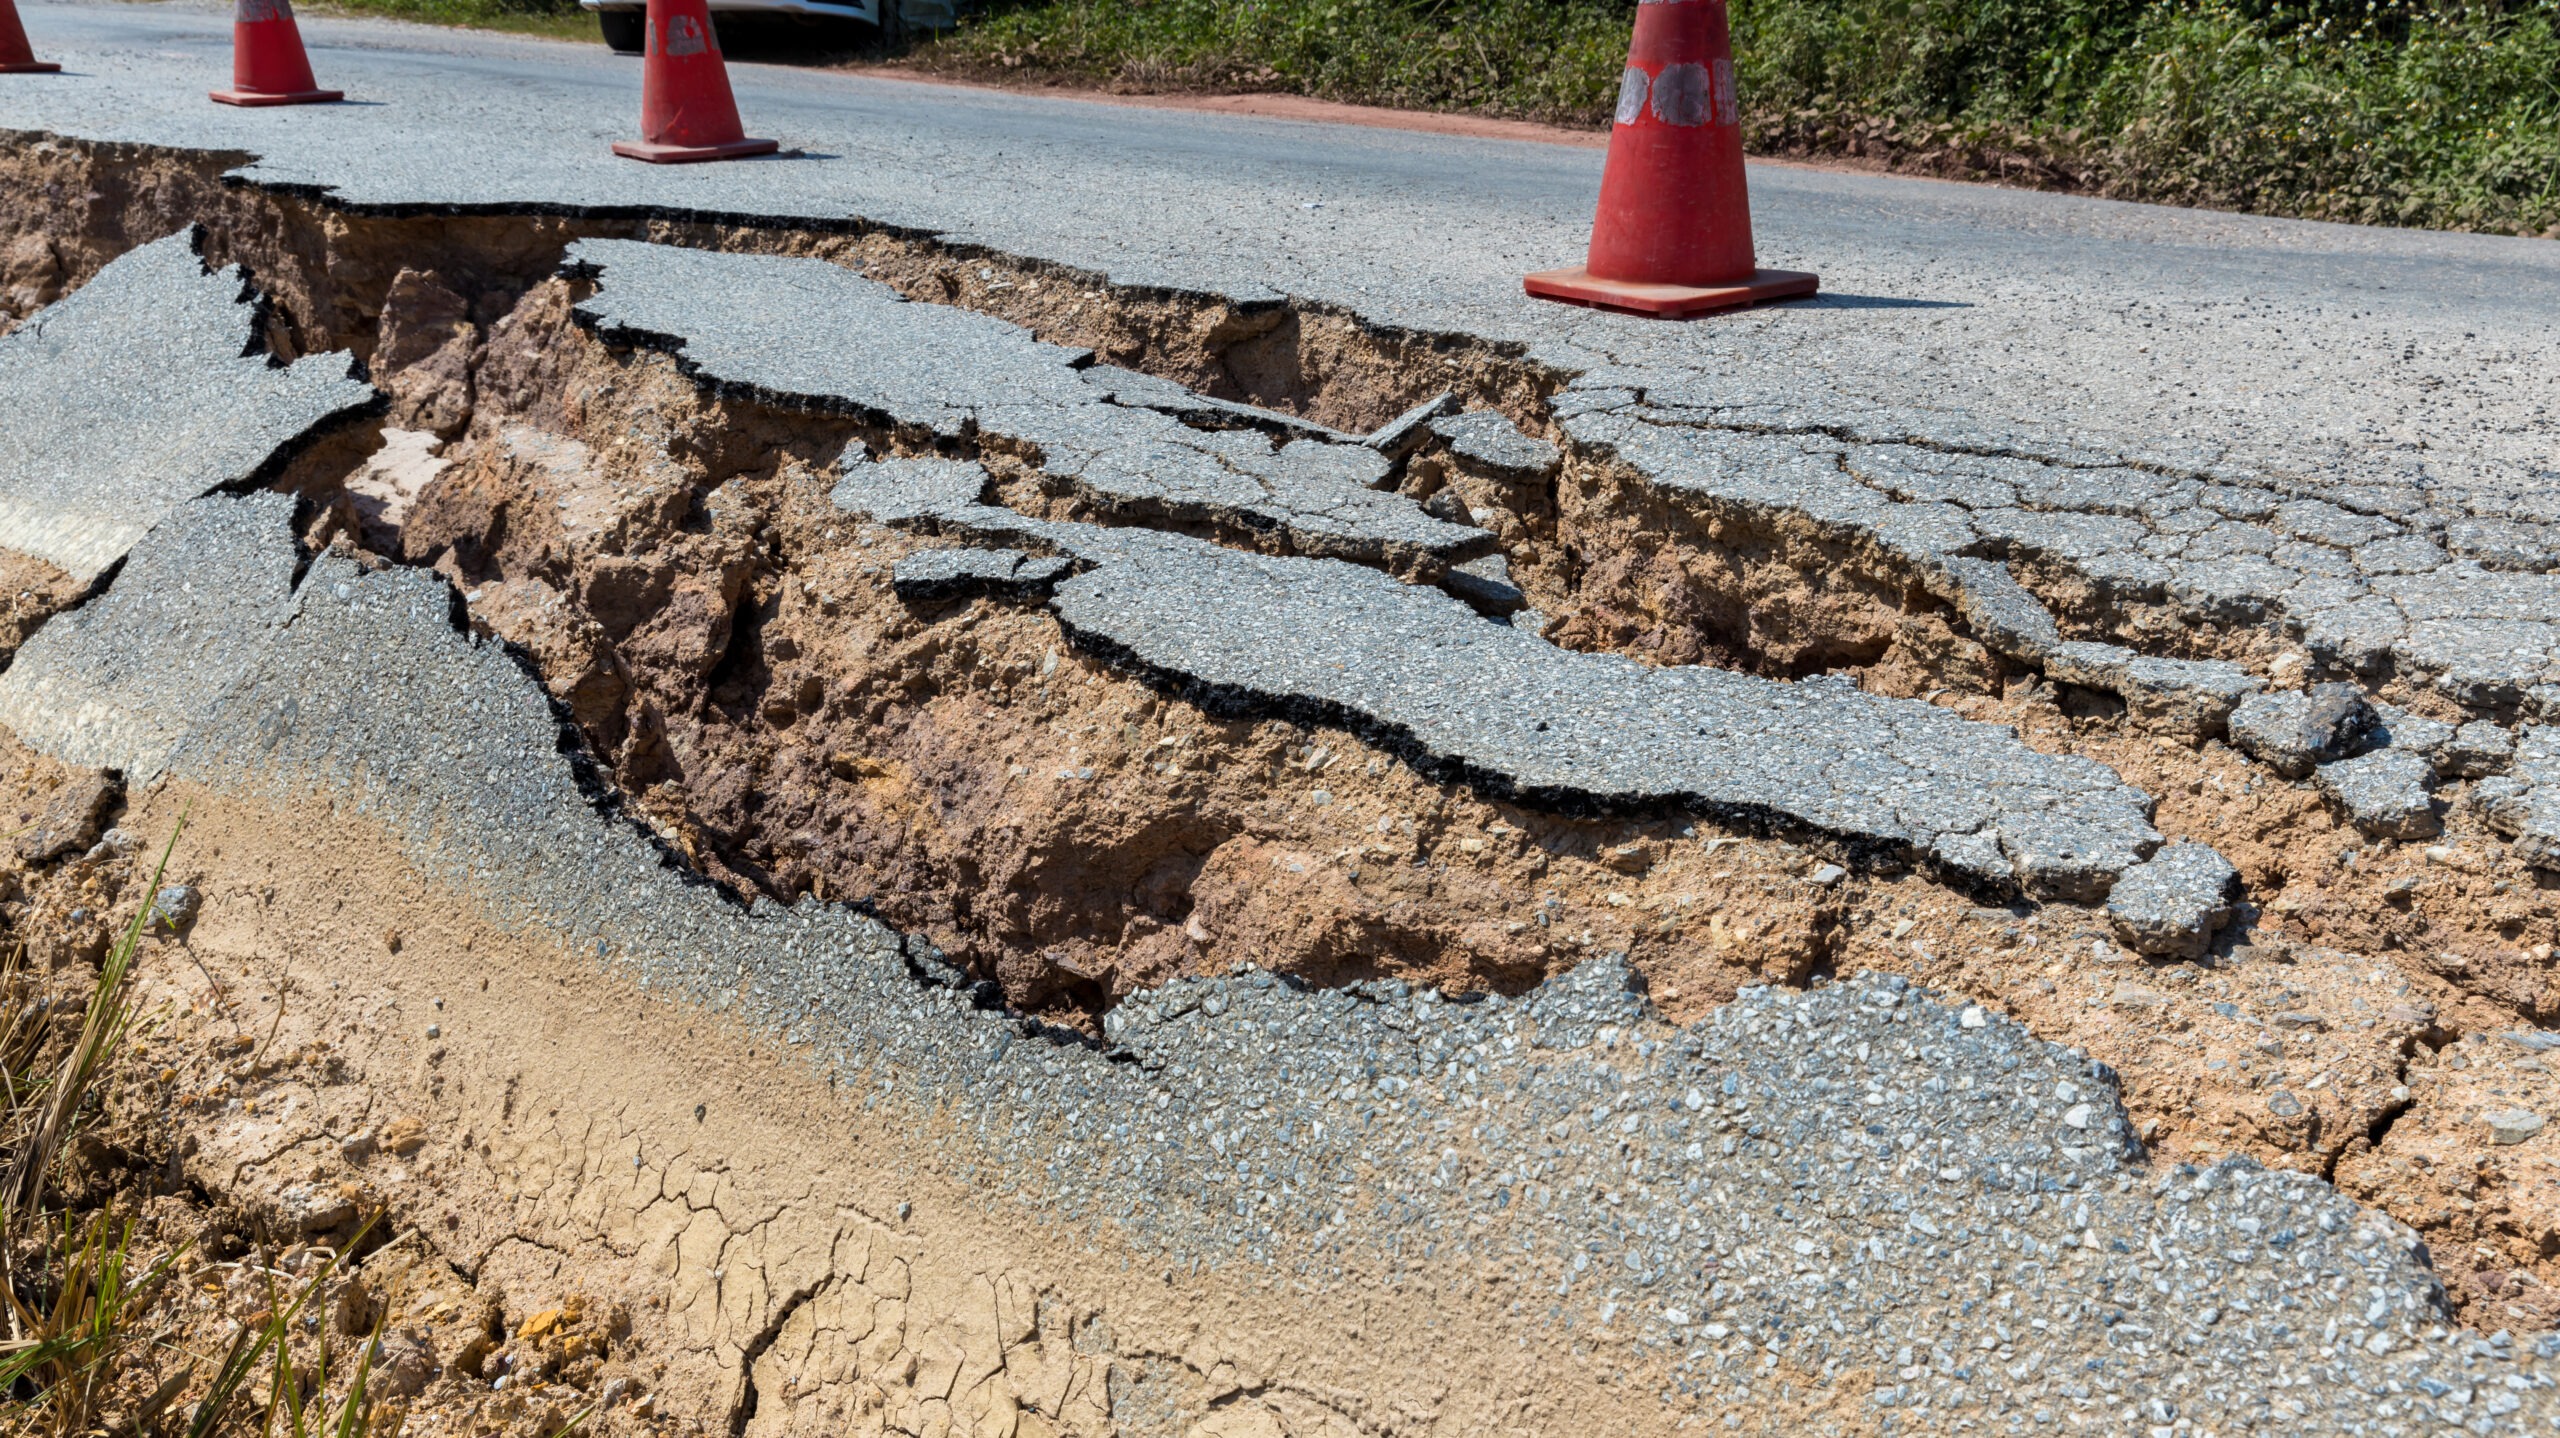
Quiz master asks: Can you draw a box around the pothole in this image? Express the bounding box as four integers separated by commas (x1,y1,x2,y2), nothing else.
9,129,2560,1332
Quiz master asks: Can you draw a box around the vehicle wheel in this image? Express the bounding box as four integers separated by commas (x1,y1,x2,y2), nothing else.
598,9,644,53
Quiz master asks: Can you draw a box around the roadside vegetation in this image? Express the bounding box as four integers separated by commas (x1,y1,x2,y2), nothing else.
0,822,410,1436
911,0,2560,236
294,0,2560,236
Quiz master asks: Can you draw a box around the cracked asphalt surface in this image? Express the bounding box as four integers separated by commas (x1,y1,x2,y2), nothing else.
14,482,2553,1432
9,4,2560,1428
0,226,370,579
4,0,2555,498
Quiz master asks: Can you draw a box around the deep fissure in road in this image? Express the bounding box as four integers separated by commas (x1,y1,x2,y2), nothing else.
9,132,2560,1330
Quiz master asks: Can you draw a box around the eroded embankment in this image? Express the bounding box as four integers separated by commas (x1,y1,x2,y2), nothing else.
6,130,2560,1334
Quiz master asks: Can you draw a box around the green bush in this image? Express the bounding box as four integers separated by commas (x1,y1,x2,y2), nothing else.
923,0,2560,234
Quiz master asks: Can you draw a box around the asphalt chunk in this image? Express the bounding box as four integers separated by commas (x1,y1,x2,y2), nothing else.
0,492,301,782
0,231,374,582
566,239,1485,572
829,461,2173,898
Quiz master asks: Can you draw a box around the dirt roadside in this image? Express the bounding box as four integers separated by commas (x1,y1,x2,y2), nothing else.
9,761,1749,1435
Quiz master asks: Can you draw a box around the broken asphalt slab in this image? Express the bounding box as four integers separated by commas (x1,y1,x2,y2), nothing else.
564,238,1485,571
826,458,2171,899
0,230,374,582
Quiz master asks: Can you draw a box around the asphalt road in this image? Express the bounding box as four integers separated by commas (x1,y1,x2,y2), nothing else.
5,0,2556,507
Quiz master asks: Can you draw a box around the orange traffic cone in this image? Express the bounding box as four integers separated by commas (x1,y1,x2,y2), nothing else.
210,0,342,106
1,0,60,74
612,0,777,164
1525,0,1814,319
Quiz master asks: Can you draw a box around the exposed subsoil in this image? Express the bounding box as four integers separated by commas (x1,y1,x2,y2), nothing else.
7,130,2560,1330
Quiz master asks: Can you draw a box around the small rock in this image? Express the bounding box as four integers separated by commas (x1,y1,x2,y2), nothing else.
15,770,121,865
2484,1108,2547,1146
371,1327,438,1400
273,1182,356,1235
2104,843,2239,959
380,1115,428,1156
2266,1091,2304,1118
1808,863,1846,887
1421,489,1474,525
2316,748,2441,839
2229,684,2372,777
1602,841,1653,875
145,884,200,933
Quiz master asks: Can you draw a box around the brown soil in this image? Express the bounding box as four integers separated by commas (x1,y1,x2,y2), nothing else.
0,547,90,664
6,128,2560,1332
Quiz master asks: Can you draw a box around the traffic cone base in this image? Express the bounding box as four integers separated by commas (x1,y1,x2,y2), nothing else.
1,0,57,72
611,135,778,164
1524,264,1817,319
210,85,341,104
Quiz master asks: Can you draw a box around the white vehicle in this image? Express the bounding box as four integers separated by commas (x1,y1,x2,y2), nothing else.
581,0,960,54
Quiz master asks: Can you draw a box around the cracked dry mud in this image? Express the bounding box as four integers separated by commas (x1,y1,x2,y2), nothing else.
9,128,2560,1434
